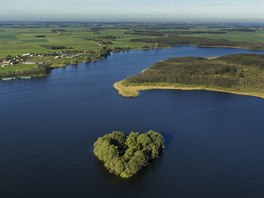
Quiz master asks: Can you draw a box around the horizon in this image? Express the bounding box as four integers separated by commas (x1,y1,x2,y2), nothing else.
1,0,263,22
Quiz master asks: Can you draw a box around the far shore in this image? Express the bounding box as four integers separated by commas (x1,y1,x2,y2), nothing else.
2,44,263,81
114,80,264,99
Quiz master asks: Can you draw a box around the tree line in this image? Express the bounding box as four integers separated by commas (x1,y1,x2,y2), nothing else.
124,54,264,91
130,35,264,50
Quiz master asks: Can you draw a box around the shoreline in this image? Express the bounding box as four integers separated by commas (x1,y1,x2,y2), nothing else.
114,80,264,100
2,45,263,81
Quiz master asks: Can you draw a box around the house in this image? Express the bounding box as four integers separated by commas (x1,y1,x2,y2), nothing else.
0,60,13,66
0,61,4,67
21,53,31,57
23,62,36,65
23,62,44,65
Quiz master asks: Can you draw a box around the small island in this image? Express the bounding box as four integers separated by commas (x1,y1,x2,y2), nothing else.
93,130,165,178
114,54,264,99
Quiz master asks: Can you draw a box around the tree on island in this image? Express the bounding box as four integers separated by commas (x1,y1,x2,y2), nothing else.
93,130,165,178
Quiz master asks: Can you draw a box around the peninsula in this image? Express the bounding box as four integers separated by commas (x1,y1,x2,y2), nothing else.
114,54,264,99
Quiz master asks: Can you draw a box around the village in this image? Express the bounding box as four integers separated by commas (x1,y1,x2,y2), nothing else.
0,46,113,80
0,45,112,68
0,51,70,80
1,51,68,67
0,53,44,67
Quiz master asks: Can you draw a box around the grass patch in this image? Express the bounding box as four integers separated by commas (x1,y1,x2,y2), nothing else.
0,64,36,72
1,24,263,59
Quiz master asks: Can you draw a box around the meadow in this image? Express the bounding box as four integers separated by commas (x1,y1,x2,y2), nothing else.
0,25,155,58
0,23,263,78
187,29,264,43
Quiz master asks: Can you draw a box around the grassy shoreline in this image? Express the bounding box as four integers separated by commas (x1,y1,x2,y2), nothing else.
114,80,264,99
114,54,264,99
2,44,261,80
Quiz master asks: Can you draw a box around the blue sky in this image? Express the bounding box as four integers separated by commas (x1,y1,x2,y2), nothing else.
1,0,263,21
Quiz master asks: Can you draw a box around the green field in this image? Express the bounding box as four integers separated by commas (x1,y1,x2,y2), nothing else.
1,23,263,78
187,29,264,43
0,26,155,58
1,24,263,58
0,64,35,72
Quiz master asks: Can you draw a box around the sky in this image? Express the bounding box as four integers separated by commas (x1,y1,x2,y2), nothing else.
1,0,263,22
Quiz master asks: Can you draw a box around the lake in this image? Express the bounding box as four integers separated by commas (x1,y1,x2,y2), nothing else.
1,46,263,198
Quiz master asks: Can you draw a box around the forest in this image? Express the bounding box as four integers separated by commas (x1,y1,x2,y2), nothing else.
119,54,264,97
131,35,264,50
93,130,165,178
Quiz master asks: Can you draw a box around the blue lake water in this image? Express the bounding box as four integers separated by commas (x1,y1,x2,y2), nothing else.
1,46,264,198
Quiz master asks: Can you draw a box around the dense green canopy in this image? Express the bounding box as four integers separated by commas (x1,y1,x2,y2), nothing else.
123,54,264,91
93,130,165,178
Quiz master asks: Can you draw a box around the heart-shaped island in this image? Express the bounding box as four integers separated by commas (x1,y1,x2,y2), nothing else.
93,130,165,178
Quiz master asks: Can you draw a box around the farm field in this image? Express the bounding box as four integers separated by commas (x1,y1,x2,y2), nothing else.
1,23,263,78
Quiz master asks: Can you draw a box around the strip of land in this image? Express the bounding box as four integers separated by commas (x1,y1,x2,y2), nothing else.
114,80,264,99
114,54,264,99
